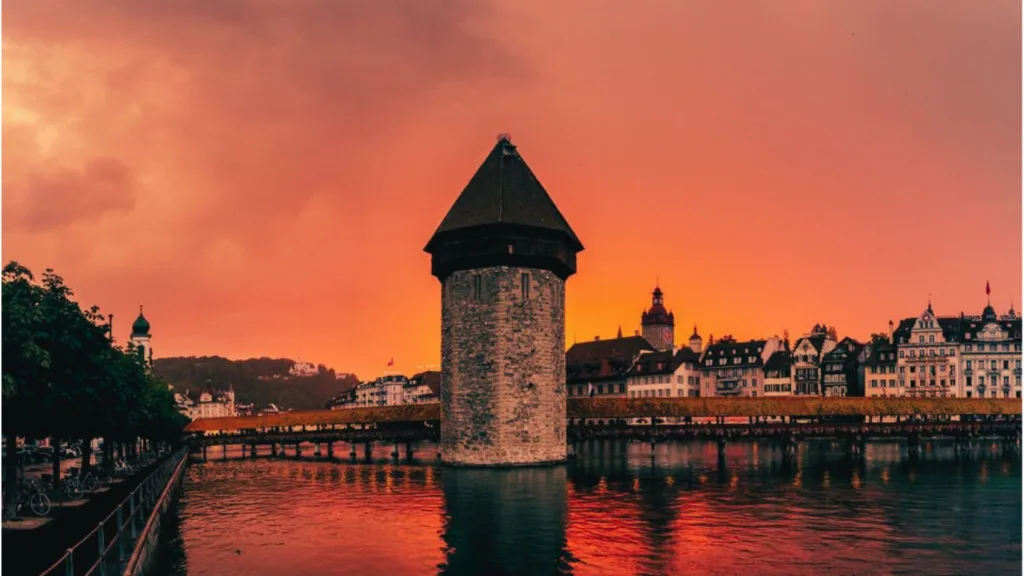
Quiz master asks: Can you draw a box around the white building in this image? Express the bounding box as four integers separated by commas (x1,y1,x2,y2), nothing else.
699,337,784,397
188,381,237,419
892,302,962,398
404,371,441,404
762,351,794,396
289,360,319,377
347,374,412,408
862,343,898,397
791,325,837,395
959,302,1022,399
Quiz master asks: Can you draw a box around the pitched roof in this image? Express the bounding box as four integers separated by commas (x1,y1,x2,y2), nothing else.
863,343,897,367
672,347,701,366
566,335,654,383
627,349,676,377
409,371,441,396
796,333,828,353
702,340,768,369
762,351,792,374
425,137,582,251
893,316,963,343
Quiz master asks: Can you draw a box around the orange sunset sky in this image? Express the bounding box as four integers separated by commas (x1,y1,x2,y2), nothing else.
2,1,1021,380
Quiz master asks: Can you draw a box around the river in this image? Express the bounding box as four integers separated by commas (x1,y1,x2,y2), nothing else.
153,439,1021,575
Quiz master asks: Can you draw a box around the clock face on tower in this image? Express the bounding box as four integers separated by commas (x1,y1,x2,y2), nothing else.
661,327,672,346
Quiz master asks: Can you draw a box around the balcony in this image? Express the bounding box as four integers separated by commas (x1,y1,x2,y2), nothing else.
1015,368,1022,377
963,369,973,376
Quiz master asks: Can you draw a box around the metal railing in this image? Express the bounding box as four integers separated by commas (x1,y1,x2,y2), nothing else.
39,448,187,576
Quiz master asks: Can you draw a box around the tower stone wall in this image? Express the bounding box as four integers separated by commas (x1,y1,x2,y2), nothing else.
440,266,567,466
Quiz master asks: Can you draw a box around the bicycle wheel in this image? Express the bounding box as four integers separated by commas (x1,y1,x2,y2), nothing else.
85,476,100,492
29,492,51,516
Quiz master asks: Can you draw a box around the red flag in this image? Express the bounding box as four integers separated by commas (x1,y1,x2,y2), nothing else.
986,281,991,296
387,358,394,367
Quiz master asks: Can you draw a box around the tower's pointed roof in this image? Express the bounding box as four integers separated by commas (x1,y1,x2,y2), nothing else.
425,136,582,252
131,305,151,337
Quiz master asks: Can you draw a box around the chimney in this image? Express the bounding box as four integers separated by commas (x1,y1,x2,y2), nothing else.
888,319,894,341
635,330,640,336
594,336,600,341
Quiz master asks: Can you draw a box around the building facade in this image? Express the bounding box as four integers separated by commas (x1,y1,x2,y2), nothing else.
187,380,237,420
893,303,961,398
791,325,837,395
862,342,898,397
762,351,794,396
699,337,784,397
821,337,865,397
567,334,654,398
960,303,1022,399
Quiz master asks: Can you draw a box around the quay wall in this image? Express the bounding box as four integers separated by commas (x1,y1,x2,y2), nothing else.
124,452,189,576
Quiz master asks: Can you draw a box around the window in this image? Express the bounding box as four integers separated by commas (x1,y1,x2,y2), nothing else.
871,379,878,388
520,273,530,300
967,376,972,387
929,335,935,344
899,366,905,374
966,360,972,369
966,344,973,351
948,348,955,356
991,360,997,370
919,335,925,344
899,350,905,358
1004,376,1010,387
1004,361,1010,370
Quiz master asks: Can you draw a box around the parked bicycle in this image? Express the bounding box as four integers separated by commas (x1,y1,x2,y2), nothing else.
2,481,52,517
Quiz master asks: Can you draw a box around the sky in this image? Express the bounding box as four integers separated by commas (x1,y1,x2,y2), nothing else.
3,0,1021,380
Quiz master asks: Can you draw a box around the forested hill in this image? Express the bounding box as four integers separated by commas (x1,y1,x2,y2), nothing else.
152,356,359,410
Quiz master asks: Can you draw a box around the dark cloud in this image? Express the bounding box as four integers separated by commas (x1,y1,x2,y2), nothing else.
6,157,136,232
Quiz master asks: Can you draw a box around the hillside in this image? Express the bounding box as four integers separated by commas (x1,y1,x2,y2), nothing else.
153,356,359,410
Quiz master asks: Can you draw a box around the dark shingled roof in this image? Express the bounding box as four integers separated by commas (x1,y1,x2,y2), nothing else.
762,351,792,375
626,349,675,377
702,340,769,368
408,371,441,396
863,343,897,368
893,316,963,343
425,137,582,251
567,335,654,383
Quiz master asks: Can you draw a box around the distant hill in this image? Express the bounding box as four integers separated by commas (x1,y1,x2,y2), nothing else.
153,356,359,410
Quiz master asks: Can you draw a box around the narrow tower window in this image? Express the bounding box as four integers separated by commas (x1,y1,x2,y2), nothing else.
521,273,530,300
473,274,482,300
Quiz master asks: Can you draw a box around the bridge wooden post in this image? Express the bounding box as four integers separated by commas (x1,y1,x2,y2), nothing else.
315,443,322,458
250,444,257,458
202,445,207,462
349,443,358,461
271,442,278,457
364,442,373,462
405,441,414,462
222,443,227,460
907,432,922,458
327,441,334,459
295,443,303,459
391,442,400,460
717,437,727,460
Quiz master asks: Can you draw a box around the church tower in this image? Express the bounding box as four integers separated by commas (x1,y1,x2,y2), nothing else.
641,287,675,352
425,135,584,466
130,305,153,368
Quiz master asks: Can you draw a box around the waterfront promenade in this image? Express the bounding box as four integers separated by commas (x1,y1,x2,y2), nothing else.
2,449,184,576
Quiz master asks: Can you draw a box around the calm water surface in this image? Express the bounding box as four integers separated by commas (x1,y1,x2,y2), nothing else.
155,440,1021,575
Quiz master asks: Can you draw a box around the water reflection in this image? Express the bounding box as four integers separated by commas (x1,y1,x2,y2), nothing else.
155,440,1021,576
440,467,570,575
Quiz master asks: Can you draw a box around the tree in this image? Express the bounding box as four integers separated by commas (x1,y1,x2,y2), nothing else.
870,333,891,347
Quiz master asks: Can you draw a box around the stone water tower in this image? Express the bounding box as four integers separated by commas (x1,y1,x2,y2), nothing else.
424,135,584,466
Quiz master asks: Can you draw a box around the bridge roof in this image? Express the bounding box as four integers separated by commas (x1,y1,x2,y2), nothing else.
185,404,439,432
184,398,1021,432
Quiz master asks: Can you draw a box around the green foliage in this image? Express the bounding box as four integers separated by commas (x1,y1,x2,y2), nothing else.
153,356,359,410
1,261,187,442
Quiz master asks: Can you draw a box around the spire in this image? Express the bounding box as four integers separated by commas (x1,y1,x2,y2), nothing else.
617,325,623,338
425,136,582,251
927,293,932,314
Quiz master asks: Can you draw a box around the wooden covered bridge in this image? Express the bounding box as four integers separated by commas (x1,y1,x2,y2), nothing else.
184,398,1022,462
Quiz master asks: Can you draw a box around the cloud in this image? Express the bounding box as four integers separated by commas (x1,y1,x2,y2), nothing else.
5,157,137,232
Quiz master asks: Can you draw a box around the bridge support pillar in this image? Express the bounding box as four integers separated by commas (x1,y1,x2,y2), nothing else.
907,433,922,458
350,444,357,461
648,438,657,460
251,444,257,458
405,441,414,462
717,437,727,460
295,443,302,459
222,443,228,460
271,442,278,457
391,442,400,460
315,443,322,458
202,445,207,462
327,442,334,459
846,435,864,457
364,442,373,463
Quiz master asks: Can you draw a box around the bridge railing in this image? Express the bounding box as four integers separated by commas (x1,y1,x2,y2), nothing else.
39,447,187,576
